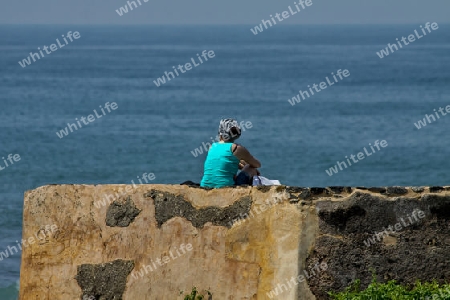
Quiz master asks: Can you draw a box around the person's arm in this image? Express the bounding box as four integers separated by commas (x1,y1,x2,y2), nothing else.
232,144,261,168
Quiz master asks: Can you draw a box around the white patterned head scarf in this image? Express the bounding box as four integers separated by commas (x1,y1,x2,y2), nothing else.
218,118,241,142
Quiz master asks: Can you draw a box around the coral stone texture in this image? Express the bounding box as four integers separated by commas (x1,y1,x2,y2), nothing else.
19,185,450,299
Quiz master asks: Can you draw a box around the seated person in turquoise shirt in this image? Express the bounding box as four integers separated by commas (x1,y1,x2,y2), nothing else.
200,119,261,188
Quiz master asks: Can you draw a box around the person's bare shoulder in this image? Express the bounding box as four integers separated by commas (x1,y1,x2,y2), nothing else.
233,144,261,168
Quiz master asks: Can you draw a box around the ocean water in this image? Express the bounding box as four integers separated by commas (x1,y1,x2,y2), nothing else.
0,24,449,298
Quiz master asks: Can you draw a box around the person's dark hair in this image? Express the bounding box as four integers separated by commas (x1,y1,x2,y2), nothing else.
218,119,241,142
230,127,241,138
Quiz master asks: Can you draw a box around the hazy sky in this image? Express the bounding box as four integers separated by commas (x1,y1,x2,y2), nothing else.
2,0,449,25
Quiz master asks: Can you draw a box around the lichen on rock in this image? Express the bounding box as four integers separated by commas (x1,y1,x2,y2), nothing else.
75,259,134,300
145,189,252,228
106,196,141,227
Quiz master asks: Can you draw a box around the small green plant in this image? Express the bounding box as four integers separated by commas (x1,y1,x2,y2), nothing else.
329,274,450,300
181,287,212,300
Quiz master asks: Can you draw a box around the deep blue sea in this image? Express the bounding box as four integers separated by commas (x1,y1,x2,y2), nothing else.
0,24,449,298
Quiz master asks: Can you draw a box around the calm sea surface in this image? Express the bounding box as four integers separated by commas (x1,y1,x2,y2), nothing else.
0,25,449,298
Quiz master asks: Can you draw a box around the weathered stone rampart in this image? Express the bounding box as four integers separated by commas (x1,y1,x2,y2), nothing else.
19,184,450,299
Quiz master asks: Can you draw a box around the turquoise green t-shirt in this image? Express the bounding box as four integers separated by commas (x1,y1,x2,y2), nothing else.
200,142,239,188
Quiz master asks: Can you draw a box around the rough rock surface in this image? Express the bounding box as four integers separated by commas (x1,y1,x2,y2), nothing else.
75,259,134,300
309,192,450,299
147,189,252,228
106,197,141,227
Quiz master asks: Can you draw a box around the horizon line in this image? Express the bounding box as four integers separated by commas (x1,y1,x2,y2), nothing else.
0,22,449,26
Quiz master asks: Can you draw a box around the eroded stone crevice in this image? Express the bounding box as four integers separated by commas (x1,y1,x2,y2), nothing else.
423,194,450,220
75,259,134,300
145,189,252,228
318,205,366,231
